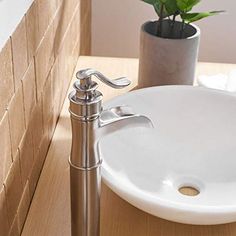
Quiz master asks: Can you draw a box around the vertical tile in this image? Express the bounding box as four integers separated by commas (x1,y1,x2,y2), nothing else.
25,1,40,61
42,74,53,128
37,0,57,40
53,4,65,55
51,57,59,104
51,58,62,124
71,5,81,55
67,5,81,78
11,17,28,90
80,12,91,55
55,0,62,7
58,26,71,86
49,0,59,20
42,73,54,142
38,135,50,171
8,86,26,159
8,215,20,236
80,0,91,55
21,61,37,126
37,0,50,39
17,181,30,233
0,112,12,187
28,151,42,200
57,47,67,110
48,110,56,141
59,15,77,93
67,0,80,20
35,23,54,97
72,32,81,61
0,39,14,121
0,186,10,235
80,0,91,15
27,124,50,200
29,98,44,157
4,151,23,227
18,128,34,186
53,0,78,55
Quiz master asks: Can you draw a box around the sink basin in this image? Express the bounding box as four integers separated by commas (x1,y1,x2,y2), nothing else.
99,86,236,225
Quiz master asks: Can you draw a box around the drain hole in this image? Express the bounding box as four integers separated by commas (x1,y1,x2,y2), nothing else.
178,186,200,196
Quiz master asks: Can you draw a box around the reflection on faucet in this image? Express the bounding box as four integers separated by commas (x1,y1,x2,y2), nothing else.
69,69,153,236
98,106,153,138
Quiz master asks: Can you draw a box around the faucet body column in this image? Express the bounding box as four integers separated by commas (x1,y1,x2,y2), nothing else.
68,68,152,236
69,78,102,236
70,161,101,236
70,116,101,236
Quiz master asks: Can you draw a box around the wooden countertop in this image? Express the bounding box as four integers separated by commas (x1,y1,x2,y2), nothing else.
22,56,236,236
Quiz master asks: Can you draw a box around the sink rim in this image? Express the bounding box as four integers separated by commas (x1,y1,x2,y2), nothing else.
100,85,236,225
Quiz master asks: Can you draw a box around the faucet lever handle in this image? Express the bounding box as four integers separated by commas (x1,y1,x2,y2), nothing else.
76,68,131,89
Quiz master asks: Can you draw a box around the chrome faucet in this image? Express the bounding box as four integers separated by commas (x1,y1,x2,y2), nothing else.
68,68,153,236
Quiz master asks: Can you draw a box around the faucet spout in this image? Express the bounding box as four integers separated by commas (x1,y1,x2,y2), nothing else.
98,106,153,138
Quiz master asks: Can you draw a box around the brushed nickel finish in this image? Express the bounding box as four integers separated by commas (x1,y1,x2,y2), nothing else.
69,68,153,236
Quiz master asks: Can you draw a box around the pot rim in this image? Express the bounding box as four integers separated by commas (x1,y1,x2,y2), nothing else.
141,20,200,40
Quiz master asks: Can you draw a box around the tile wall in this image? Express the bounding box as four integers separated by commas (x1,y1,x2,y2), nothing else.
0,0,91,234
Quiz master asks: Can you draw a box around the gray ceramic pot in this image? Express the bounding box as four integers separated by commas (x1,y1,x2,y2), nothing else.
138,20,200,88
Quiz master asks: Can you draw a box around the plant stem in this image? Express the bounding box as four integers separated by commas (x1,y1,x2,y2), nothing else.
172,14,176,25
170,14,176,38
157,3,164,37
180,19,185,39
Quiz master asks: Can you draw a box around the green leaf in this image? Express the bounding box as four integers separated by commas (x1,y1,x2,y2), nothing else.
181,11,224,23
165,0,179,16
142,0,180,18
142,0,158,5
176,0,200,12
153,1,170,18
142,0,164,17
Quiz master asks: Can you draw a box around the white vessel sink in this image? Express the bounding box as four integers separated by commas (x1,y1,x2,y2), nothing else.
100,86,236,225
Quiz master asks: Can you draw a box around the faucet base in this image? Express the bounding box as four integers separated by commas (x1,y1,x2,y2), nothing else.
70,164,101,236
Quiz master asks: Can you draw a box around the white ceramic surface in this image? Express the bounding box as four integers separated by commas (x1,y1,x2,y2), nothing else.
100,86,236,225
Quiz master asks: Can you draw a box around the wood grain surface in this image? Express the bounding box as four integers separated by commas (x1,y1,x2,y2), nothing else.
22,56,236,236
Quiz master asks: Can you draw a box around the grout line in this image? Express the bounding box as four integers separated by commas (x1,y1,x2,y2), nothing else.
6,111,14,163
33,56,39,103
9,36,16,93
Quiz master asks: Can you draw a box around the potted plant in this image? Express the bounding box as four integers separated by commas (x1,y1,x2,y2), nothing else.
138,0,224,87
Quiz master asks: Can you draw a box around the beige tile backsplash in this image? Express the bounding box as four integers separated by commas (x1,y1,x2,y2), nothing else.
16,181,30,233
0,113,12,187
0,0,91,234
35,22,55,97
0,40,14,121
4,151,23,226
21,61,37,126
25,2,40,62
8,87,26,159
18,129,34,186
9,214,20,236
0,186,10,235
11,17,29,91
